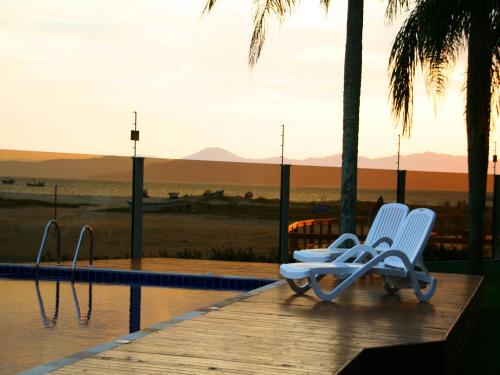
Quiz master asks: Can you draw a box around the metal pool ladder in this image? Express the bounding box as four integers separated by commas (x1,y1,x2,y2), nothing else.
36,219,61,268
72,225,94,272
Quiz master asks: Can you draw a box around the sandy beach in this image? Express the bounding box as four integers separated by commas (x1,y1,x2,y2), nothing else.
0,188,488,263
0,193,280,263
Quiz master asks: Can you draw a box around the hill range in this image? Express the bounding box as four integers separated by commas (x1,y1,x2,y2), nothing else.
0,147,485,191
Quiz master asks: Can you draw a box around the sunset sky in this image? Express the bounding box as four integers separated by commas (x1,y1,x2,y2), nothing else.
0,0,495,161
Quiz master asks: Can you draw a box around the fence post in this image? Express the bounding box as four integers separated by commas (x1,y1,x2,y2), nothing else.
279,164,291,264
129,285,141,333
397,170,406,204
131,157,144,260
492,175,500,259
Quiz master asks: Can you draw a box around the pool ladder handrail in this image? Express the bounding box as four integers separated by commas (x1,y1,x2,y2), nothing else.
35,279,60,328
36,219,61,268
71,281,93,325
72,224,94,272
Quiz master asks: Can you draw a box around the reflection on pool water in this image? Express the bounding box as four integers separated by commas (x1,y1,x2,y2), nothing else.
0,278,237,374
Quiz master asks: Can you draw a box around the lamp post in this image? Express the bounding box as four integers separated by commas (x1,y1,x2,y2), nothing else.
492,142,499,258
396,134,406,204
130,111,143,260
278,125,290,263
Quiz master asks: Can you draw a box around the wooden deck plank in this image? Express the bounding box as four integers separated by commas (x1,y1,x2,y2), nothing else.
51,272,482,374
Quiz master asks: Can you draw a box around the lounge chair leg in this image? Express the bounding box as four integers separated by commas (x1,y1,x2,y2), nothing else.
287,278,311,294
383,277,400,294
309,267,370,301
408,271,437,302
287,275,326,295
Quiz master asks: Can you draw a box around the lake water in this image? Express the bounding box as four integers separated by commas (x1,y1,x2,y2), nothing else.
0,176,479,206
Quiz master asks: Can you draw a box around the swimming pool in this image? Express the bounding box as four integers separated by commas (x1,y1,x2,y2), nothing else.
0,278,240,374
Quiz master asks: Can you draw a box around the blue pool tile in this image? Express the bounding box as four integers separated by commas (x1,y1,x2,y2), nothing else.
191,276,200,289
0,263,276,292
170,275,179,287
206,277,214,289
131,273,139,283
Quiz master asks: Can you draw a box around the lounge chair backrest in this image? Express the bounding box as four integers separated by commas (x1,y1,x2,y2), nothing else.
365,203,409,248
384,208,436,269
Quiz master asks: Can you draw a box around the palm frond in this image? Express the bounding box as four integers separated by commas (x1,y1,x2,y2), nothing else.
491,54,499,127
249,1,298,67
491,3,500,124
385,0,413,22
202,0,218,14
206,0,331,67
421,1,468,98
388,9,419,134
320,0,332,13
388,0,468,134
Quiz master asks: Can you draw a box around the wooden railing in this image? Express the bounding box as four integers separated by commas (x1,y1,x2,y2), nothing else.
288,217,369,251
287,214,493,256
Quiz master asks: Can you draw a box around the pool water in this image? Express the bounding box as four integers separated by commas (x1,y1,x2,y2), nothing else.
0,278,237,374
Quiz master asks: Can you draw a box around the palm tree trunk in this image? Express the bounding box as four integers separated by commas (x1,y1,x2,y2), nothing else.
466,2,492,275
340,0,364,234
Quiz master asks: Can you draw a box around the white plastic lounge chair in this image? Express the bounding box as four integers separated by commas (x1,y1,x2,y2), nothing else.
281,208,437,302
293,203,409,263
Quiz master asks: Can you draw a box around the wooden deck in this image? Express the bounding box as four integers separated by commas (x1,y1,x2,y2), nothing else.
50,272,483,375
42,258,280,279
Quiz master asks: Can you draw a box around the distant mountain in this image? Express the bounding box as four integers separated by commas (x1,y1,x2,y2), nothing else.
0,148,470,181
0,148,476,191
0,154,162,180
184,148,251,163
182,147,469,173
0,149,97,162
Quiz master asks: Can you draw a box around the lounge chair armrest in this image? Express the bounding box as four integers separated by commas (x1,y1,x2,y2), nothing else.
334,245,378,263
370,249,413,270
370,237,393,249
327,233,361,250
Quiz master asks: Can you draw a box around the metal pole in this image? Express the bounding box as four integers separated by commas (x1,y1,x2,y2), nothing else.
133,111,138,158
129,285,141,333
396,135,406,203
494,142,497,176
397,170,406,204
279,164,291,263
131,157,144,260
281,124,285,166
492,175,500,259
54,184,58,220
397,134,401,173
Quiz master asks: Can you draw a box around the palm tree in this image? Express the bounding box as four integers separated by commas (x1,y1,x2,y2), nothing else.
203,0,364,234
387,0,499,274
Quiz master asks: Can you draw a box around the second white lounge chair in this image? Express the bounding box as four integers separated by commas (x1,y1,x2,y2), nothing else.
281,208,437,302
293,203,409,263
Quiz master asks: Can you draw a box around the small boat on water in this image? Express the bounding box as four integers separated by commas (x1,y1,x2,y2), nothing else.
26,179,45,187
1,178,15,185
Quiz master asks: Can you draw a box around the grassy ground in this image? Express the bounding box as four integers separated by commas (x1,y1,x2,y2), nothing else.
427,260,500,374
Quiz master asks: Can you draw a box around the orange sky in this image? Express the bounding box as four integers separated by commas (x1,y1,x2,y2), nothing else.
0,1,496,161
